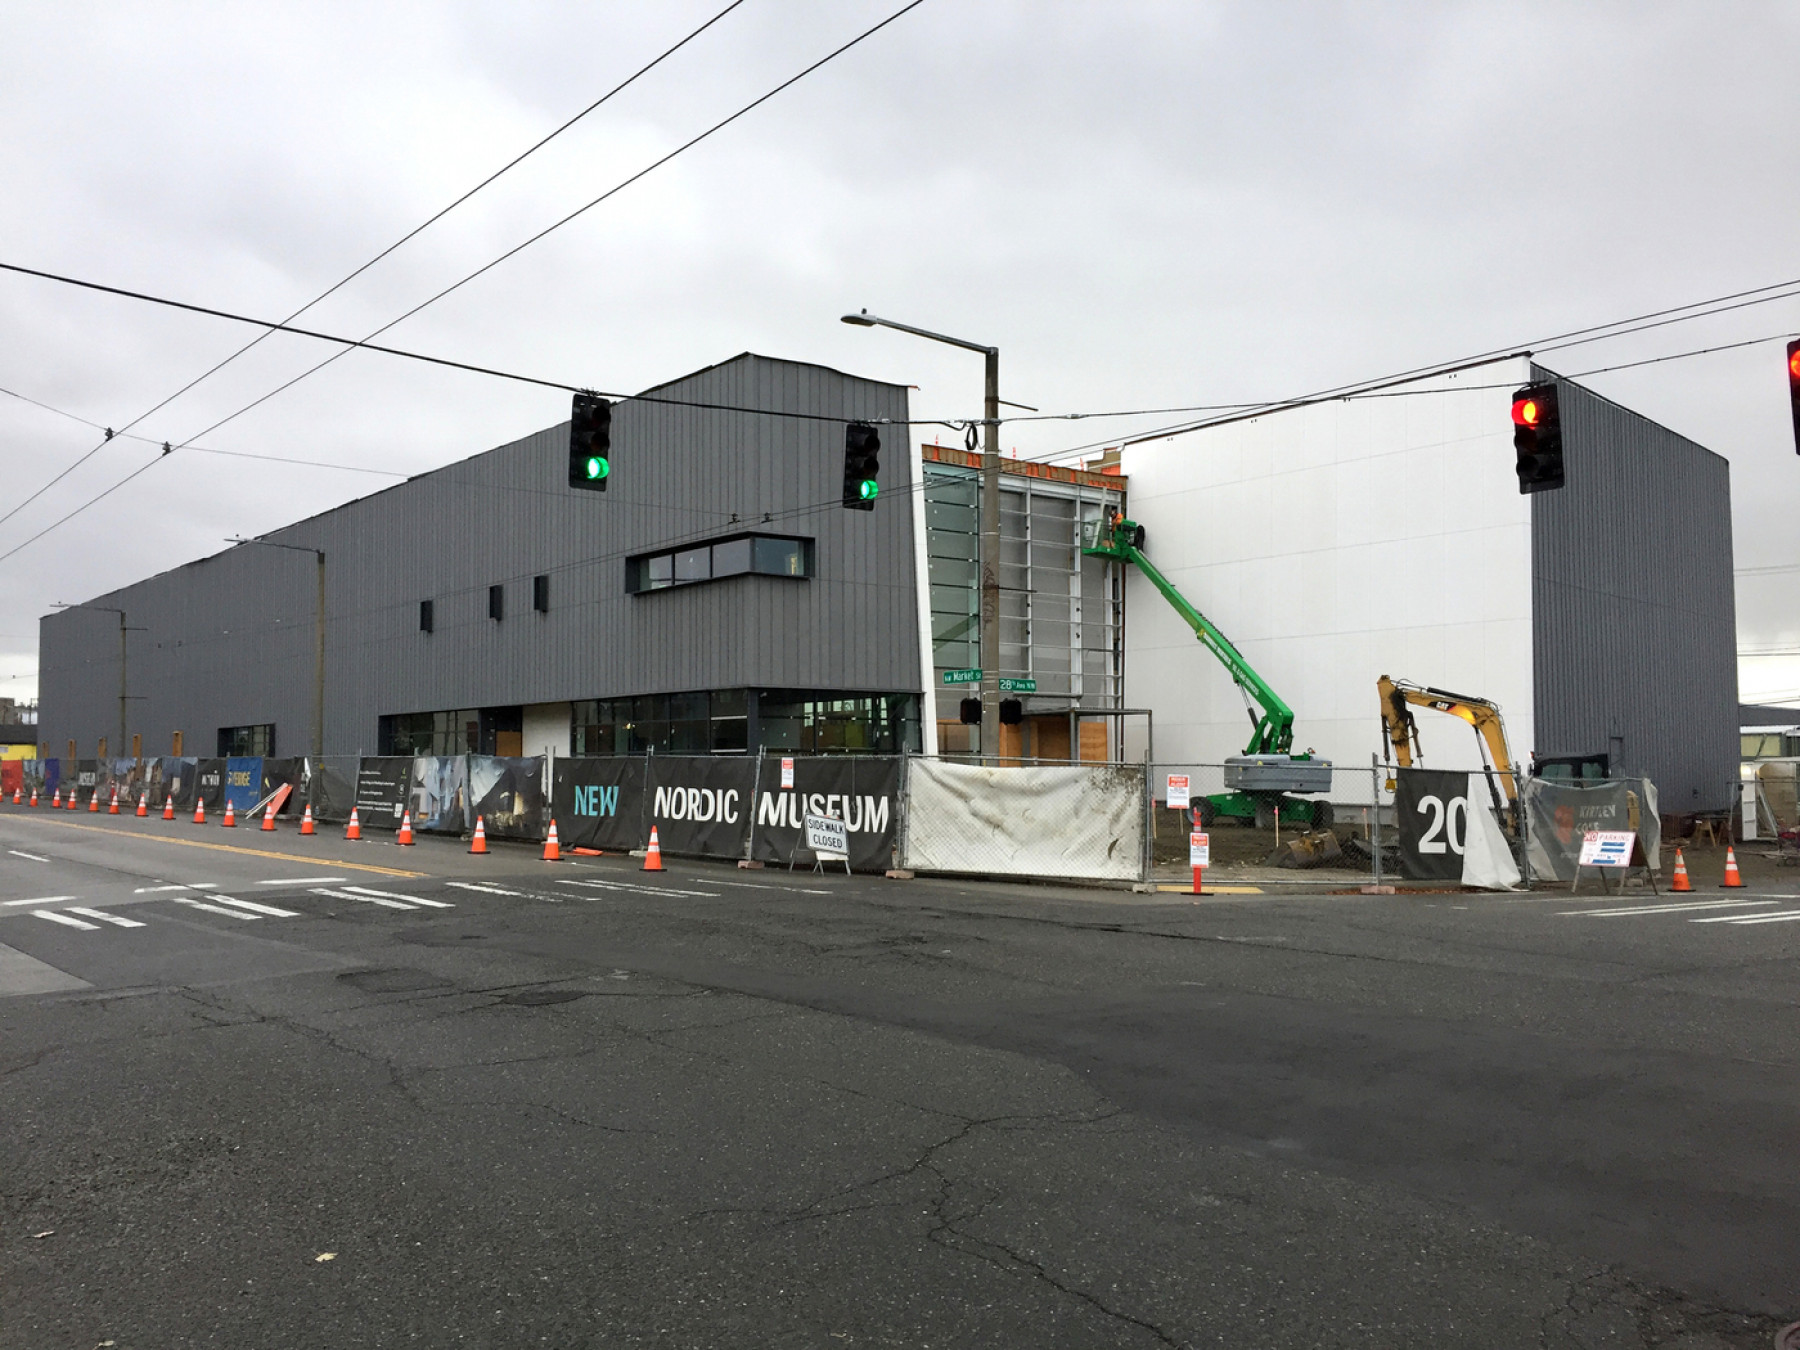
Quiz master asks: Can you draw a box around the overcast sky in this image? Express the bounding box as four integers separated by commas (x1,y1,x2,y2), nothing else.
3,0,1797,708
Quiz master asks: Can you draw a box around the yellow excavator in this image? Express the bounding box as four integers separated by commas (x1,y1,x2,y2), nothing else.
1377,675,1521,834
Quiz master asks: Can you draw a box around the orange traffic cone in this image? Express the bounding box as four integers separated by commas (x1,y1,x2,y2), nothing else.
162,795,174,820
10,788,18,805
135,791,148,817
396,810,415,846
641,825,664,872
469,816,488,854
300,803,315,835
89,790,100,812
1722,846,1745,888
51,788,62,809
30,789,39,807
221,800,236,828
193,798,206,825
69,790,79,811
108,785,120,814
1671,848,1692,892
261,800,278,832
541,819,562,862
345,807,362,841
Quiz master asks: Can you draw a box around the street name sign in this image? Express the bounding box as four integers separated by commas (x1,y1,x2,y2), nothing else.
940,668,981,685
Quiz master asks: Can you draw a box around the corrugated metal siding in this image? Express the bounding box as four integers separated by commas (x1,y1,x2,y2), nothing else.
1530,365,1738,811
39,354,920,756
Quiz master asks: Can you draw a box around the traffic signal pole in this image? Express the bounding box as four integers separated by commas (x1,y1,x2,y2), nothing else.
980,347,1001,766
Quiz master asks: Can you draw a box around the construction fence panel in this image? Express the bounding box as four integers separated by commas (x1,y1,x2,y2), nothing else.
1524,776,1662,882
353,756,412,830
746,754,901,873
469,756,548,841
261,758,306,815
552,758,648,852
410,755,470,834
305,756,361,823
642,756,756,860
899,757,1147,883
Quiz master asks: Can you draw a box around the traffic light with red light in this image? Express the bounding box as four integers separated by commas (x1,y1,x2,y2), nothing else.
568,393,612,491
1511,382,1564,494
1786,339,1800,455
843,422,880,510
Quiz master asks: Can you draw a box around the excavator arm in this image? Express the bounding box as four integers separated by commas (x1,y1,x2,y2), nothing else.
1084,512,1294,756
1376,675,1519,805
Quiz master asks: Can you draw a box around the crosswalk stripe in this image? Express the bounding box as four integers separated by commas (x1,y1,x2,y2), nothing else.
5,895,77,906
311,887,415,910
341,885,454,908
1692,909,1800,926
33,909,98,930
217,897,302,918
67,906,146,928
1558,899,1777,918
256,876,345,886
443,882,523,897
555,878,719,898
170,896,260,920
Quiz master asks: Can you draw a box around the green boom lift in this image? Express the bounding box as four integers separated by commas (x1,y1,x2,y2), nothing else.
1083,511,1333,828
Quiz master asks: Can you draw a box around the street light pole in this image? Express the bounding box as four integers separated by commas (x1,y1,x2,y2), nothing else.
229,537,326,757
842,309,1003,764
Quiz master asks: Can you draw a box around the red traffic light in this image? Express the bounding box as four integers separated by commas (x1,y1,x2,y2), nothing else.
1789,344,1800,381
1511,396,1543,427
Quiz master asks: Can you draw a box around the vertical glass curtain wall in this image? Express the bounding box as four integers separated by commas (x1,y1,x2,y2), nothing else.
571,690,918,757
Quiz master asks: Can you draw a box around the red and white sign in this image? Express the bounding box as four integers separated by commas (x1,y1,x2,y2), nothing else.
1578,830,1635,867
1189,831,1210,867
1166,774,1191,809
780,757,795,790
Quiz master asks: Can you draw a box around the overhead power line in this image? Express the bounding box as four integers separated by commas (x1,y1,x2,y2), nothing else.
0,0,933,565
0,1,750,532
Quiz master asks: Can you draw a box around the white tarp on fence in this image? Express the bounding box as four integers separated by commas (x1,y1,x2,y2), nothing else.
900,759,1145,881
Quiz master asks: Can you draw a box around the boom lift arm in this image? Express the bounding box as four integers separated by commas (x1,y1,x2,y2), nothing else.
1084,511,1294,757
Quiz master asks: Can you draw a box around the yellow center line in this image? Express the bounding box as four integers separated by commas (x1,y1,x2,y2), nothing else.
14,816,427,878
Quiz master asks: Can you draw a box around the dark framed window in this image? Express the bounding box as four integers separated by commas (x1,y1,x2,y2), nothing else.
488,584,504,621
419,599,434,633
218,723,275,756
627,533,813,594
533,575,549,613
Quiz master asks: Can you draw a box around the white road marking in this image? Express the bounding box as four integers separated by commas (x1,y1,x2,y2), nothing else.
1693,909,1800,926
67,907,146,928
7,850,49,862
256,876,346,886
34,910,99,930
310,887,415,910
443,882,523,897
1558,899,1778,918
188,883,219,890
133,884,192,894
4,895,77,907
169,896,259,920
342,885,454,908
217,897,302,918
712,880,831,895
555,878,719,898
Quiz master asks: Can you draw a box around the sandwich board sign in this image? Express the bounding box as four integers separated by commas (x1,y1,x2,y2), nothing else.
1166,774,1191,809
802,812,850,874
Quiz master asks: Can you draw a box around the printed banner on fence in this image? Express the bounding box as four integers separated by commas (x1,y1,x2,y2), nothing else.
1524,778,1661,881
306,757,360,823
1394,768,1469,882
551,759,647,851
224,757,264,813
750,755,900,872
354,757,413,828
469,756,547,840
410,755,470,833
260,758,305,816
0,761,19,796
194,759,226,813
646,756,755,859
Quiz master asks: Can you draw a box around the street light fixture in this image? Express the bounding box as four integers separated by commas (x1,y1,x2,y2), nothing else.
228,537,326,758
841,309,1003,764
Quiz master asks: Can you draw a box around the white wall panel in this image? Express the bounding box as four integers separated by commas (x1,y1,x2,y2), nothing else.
1121,357,1534,802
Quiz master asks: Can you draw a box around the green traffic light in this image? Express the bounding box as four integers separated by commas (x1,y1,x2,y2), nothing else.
586,456,609,480
858,479,878,501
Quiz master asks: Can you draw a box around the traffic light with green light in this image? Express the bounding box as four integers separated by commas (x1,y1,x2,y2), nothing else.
842,422,880,510
568,393,612,491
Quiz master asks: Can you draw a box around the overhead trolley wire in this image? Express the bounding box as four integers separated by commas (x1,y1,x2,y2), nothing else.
0,0,751,531
0,0,933,564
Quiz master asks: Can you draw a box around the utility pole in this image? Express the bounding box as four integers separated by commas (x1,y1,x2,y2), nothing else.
52,602,135,759
842,309,1008,764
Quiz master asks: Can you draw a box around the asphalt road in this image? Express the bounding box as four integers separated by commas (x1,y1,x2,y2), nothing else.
2,806,1796,1348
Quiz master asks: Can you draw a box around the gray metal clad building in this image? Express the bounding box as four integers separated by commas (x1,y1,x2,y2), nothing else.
1530,366,1739,811
38,354,929,762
